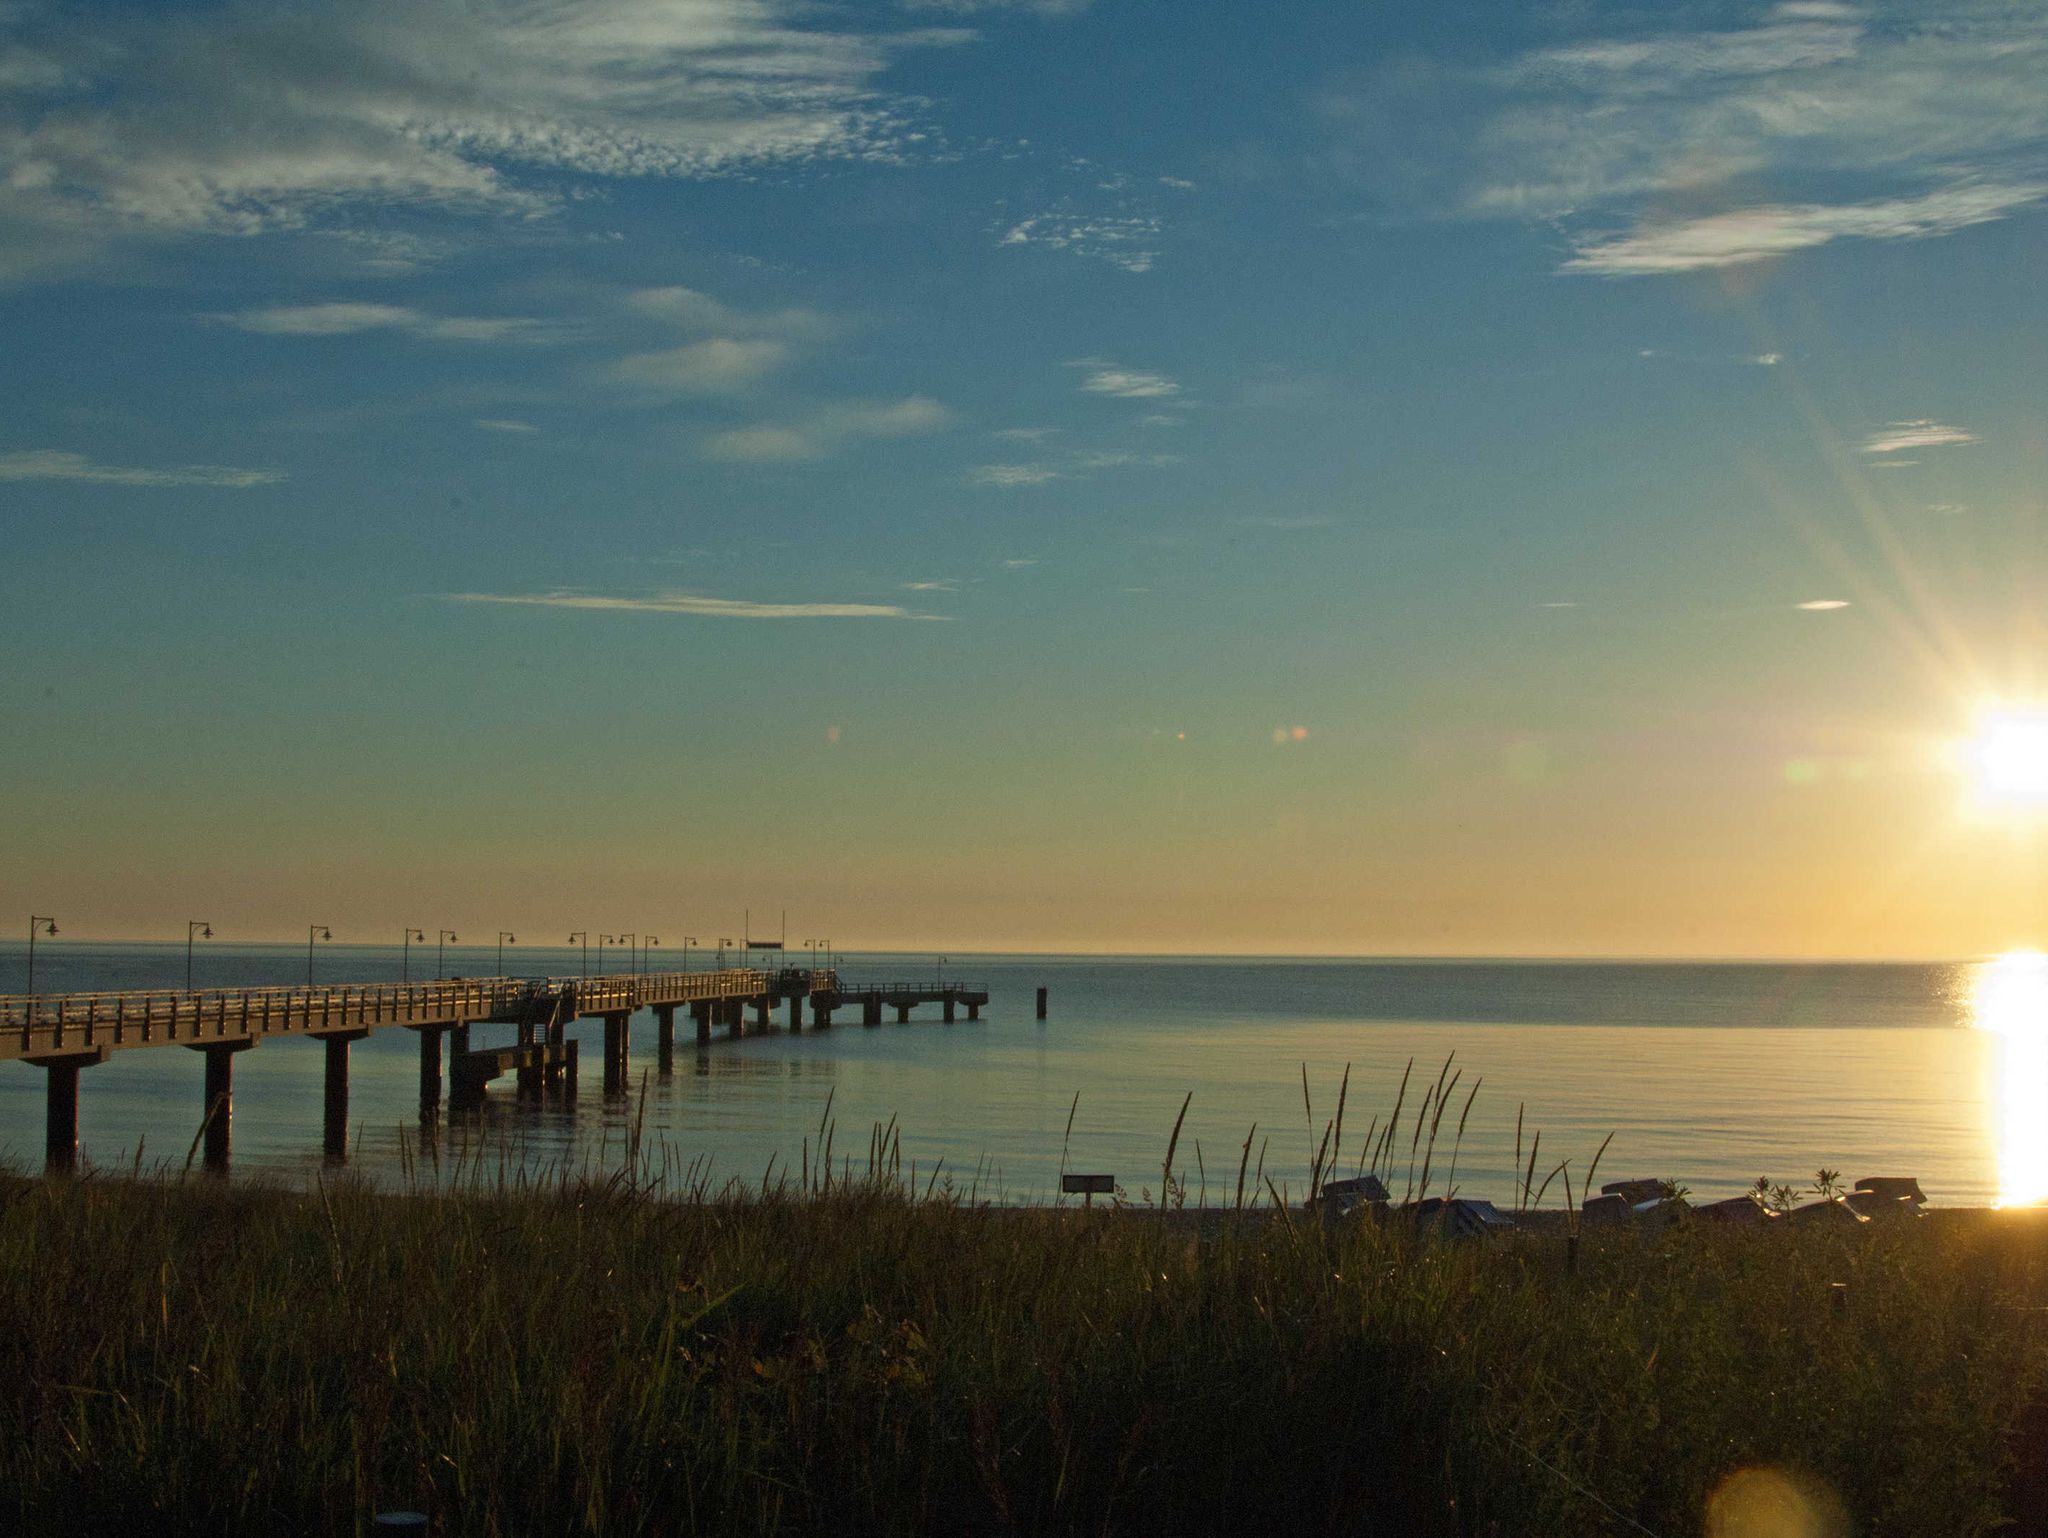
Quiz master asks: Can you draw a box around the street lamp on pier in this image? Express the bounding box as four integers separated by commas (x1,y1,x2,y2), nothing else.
436,930,458,981
497,932,516,977
26,915,56,1001
400,928,425,984
716,937,731,968
641,936,659,975
568,931,589,979
185,921,213,993
598,933,619,973
306,924,332,987
616,933,637,975
680,935,696,974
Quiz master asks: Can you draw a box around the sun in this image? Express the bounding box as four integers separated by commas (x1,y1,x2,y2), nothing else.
1966,708,2048,807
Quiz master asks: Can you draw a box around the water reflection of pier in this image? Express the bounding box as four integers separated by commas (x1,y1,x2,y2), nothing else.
1,965,988,1174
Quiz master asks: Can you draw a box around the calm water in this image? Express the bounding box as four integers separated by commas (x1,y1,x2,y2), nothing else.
2,944,2041,1207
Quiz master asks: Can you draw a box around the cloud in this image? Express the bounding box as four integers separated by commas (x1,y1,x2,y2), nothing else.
1796,599,1850,610
625,286,832,340
1861,420,1977,454
972,463,1062,487
900,0,1090,13
474,418,538,433
992,426,1057,441
444,589,942,619
0,448,284,487
614,337,788,396
0,0,941,279
1563,182,2047,275
1000,557,1037,568
902,578,958,591
1327,3,2048,279
220,302,560,342
1001,212,1159,273
701,395,949,460
1072,363,1181,398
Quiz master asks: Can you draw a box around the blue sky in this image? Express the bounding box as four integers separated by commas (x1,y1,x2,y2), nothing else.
3,0,2045,955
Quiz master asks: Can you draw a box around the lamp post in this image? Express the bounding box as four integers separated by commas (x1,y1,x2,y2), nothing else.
616,933,637,975
717,937,731,968
26,915,56,1001
598,933,617,973
680,935,695,974
641,936,659,975
400,928,425,984
568,931,589,979
804,938,818,972
306,924,332,987
185,921,213,993
497,931,516,977
436,930,458,981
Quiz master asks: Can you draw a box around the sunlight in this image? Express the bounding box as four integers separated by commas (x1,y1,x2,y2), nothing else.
1964,707,2048,808
1973,950,2048,1206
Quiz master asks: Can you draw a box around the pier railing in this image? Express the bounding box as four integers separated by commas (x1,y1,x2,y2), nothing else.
0,968,773,1063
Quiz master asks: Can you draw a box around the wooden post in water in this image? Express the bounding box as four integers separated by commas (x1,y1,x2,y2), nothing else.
189,1039,254,1173
655,1004,675,1075
320,1030,367,1164
1036,986,1047,1019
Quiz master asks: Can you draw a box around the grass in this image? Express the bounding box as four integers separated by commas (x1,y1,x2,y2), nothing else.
1,1060,2043,1536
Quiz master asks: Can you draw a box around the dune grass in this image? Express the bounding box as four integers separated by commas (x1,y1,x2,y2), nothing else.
1,1142,2044,1538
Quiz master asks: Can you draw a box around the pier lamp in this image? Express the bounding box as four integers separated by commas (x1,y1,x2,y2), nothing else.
680,935,695,974
436,930,458,981
568,931,589,979
26,915,56,1001
642,936,659,975
400,928,425,984
497,932,516,977
185,921,213,993
717,937,731,968
598,933,618,973
306,924,332,987
616,933,637,975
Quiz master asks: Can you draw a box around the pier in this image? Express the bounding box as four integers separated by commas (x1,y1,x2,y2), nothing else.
1,964,987,1174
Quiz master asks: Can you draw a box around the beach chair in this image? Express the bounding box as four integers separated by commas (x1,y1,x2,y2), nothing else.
1600,1178,1666,1206
1852,1176,1927,1206
1696,1194,1777,1225
1579,1192,1631,1226
1409,1197,1514,1238
1789,1195,1869,1227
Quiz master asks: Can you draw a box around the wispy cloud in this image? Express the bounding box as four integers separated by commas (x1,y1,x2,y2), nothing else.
625,286,833,341
972,463,1062,487
474,418,539,433
702,396,949,461
902,578,958,592
1001,212,1160,273
1000,557,1038,568
614,338,788,397
1563,182,2047,275
1070,362,1181,398
0,0,947,281
443,589,943,619
1796,599,1850,610
219,303,561,342
0,449,284,487
1861,420,1977,454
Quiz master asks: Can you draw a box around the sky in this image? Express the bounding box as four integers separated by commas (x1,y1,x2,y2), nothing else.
2,0,2045,957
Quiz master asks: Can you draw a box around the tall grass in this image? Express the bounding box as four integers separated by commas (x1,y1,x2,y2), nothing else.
0,1069,2042,1536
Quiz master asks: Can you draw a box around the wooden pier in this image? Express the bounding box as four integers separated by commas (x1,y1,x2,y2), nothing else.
0,965,989,1175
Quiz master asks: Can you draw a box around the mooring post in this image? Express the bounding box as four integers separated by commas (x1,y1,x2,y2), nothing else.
31,1047,104,1175
189,1039,254,1174
1036,986,1047,1020
320,1030,367,1164
655,1004,675,1075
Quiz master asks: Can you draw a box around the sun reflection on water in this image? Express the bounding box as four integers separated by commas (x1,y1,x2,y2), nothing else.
1974,950,2048,1206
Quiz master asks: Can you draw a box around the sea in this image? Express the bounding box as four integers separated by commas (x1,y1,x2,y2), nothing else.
3,944,2041,1208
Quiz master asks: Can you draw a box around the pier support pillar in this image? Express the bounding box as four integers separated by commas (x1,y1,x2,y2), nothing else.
451,1023,471,1058
944,993,956,1023
319,1030,367,1164
656,1005,675,1075
896,1003,911,1024
602,1012,630,1096
725,999,743,1039
416,1025,446,1110
692,1001,712,1045
562,1037,579,1100
516,1053,544,1098
968,1001,981,1021
187,1039,254,1174
30,1047,105,1176
788,995,803,1031
813,999,834,1028
754,995,771,1032
864,994,882,1027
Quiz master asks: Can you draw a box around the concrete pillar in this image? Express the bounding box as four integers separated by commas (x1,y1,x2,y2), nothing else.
753,995,771,1032
813,999,834,1028
896,1002,911,1024
602,1012,629,1095
33,1048,103,1175
944,992,956,1024
968,1001,981,1021
1036,987,1048,1019
451,1023,471,1058
725,999,743,1039
321,1031,367,1164
190,1039,254,1173
562,1037,579,1100
516,1052,544,1098
863,993,882,1027
656,1005,675,1075
693,1001,712,1045
788,994,802,1031
417,1025,445,1109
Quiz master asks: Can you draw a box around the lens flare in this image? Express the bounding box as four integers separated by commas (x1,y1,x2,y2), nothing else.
1965,707,2048,806
1705,1467,1847,1538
